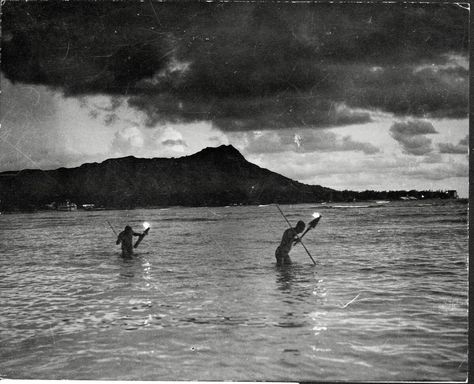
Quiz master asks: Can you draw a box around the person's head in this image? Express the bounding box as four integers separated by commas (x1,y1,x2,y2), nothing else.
124,225,132,233
295,220,305,233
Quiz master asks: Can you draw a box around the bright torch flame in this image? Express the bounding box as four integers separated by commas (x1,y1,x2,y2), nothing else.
312,212,321,219
143,221,150,229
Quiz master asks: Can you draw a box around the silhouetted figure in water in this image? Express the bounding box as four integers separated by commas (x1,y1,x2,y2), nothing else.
275,220,305,266
116,225,141,258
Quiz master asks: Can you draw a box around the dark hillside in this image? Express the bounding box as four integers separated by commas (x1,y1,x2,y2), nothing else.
0,145,334,211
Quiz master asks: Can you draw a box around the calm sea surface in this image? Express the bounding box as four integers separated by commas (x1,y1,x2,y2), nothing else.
0,200,468,381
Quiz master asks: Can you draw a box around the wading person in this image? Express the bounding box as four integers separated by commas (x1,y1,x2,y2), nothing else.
116,225,142,258
275,220,305,266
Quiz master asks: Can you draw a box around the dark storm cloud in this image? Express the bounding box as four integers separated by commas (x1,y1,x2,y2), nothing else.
127,94,372,130
438,136,469,154
389,120,438,156
1,2,469,131
342,63,468,119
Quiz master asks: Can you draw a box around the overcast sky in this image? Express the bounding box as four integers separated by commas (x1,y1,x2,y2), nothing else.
0,2,469,197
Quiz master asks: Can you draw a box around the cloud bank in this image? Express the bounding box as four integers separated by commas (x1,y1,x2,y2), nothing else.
438,135,469,154
389,120,438,156
243,129,379,155
1,2,469,131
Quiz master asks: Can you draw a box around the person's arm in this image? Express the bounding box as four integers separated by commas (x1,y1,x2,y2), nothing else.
116,232,123,244
133,232,142,237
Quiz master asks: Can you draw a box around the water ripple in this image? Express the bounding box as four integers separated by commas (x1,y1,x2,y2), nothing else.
0,201,467,381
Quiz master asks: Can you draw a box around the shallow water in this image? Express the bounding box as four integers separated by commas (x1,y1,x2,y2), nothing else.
0,200,468,381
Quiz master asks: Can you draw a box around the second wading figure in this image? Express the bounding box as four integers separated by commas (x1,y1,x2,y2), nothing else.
116,225,144,258
275,220,305,266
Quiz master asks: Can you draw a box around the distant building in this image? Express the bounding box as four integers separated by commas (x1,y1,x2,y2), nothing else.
57,200,77,211
446,190,458,199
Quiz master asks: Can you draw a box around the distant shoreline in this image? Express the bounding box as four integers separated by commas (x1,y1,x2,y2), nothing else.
0,198,466,215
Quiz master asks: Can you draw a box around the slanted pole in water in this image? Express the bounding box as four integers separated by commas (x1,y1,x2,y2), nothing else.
275,204,316,265
106,220,118,236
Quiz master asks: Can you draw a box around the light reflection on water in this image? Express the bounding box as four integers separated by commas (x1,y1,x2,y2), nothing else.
0,201,468,381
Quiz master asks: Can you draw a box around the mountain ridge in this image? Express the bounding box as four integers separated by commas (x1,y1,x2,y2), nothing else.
0,145,334,211
0,145,458,212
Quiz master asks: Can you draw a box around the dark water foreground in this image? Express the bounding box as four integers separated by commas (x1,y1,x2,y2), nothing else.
0,200,468,381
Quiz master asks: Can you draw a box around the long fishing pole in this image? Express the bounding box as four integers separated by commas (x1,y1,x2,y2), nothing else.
106,220,118,236
275,204,316,265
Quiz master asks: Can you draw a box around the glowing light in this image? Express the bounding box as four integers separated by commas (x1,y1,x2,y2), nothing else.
312,212,321,219
294,133,302,148
143,221,150,229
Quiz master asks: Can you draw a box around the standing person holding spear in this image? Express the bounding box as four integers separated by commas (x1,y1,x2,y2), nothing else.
108,220,150,259
274,205,322,266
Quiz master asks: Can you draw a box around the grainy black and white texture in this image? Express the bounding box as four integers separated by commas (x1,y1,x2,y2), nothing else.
0,2,469,195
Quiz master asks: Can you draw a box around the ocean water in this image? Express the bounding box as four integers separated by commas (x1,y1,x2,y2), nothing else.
0,200,468,381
